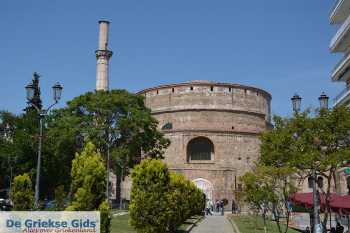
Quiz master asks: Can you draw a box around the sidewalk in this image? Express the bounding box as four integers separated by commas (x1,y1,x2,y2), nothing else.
191,213,234,233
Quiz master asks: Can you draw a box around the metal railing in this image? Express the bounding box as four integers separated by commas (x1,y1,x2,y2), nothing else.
333,85,350,105
330,13,350,49
330,0,344,19
332,53,350,75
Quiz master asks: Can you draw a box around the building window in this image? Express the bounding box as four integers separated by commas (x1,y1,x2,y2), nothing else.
308,176,313,189
172,88,175,93
187,137,214,161
190,86,194,91
161,122,173,130
317,176,324,189
210,86,214,91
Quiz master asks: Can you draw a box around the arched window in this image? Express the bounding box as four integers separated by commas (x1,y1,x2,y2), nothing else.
187,137,214,161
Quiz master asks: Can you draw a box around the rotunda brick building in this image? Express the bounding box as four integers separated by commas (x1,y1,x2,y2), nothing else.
137,80,272,207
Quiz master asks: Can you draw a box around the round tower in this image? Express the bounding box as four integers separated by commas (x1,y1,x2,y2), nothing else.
138,80,272,207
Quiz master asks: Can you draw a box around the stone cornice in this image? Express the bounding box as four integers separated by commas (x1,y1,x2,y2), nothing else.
137,80,272,100
161,129,262,136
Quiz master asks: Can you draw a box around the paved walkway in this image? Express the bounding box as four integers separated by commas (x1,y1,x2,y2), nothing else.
191,213,235,233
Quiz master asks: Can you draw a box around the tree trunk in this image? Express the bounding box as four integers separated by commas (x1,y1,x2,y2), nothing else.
322,172,333,232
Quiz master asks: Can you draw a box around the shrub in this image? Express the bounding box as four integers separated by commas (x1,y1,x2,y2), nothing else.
99,200,111,233
54,185,66,210
10,173,34,210
66,142,110,233
66,142,106,210
166,173,191,232
166,173,205,232
129,159,170,233
129,159,205,233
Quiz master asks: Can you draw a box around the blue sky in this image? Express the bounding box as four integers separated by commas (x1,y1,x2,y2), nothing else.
0,0,344,116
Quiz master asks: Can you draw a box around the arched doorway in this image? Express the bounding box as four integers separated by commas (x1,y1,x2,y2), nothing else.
192,178,213,201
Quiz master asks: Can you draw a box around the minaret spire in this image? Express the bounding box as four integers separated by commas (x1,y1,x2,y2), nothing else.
95,20,113,91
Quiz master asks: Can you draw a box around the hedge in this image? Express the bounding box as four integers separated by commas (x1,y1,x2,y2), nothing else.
129,159,205,233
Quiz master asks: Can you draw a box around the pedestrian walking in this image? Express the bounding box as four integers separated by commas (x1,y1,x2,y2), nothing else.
205,200,213,216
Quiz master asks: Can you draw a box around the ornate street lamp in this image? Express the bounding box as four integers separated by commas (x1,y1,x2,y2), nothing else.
25,83,35,101
25,73,63,208
52,82,63,102
318,92,329,110
291,94,302,113
291,93,324,233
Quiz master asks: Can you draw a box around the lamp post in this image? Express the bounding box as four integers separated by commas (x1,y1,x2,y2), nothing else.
291,94,302,113
318,92,329,110
25,75,63,208
291,92,329,233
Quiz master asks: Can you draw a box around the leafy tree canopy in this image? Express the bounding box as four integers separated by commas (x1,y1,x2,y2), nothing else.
258,106,350,229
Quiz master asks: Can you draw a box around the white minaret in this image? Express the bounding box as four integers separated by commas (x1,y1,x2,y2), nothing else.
95,20,113,91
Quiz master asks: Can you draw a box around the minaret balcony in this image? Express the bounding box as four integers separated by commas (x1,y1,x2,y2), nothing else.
330,14,350,52
95,49,113,59
330,0,350,24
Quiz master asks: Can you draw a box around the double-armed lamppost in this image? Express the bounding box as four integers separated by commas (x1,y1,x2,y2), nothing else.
291,92,329,233
25,76,63,208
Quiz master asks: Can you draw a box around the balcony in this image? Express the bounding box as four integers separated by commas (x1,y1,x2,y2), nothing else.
330,0,350,24
330,13,350,52
333,85,350,107
332,52,350,81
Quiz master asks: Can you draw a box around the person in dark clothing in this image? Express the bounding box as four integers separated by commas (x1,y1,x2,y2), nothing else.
231,199,236,214
220,200,224,216
215,200,219,212
304,227,310,233
336,222,344,233
330,227,336,233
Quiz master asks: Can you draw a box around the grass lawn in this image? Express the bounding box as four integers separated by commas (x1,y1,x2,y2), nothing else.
111,214,203,233
229,215,299,233
111,214,135,233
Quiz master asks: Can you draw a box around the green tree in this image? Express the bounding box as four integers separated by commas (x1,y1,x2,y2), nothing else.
62,90,169,164
66,142,110,233
51,90,170,202
0,89,170,202
260,107,350,230
241,165,296,233
10,173,34,210
0,111,38,196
